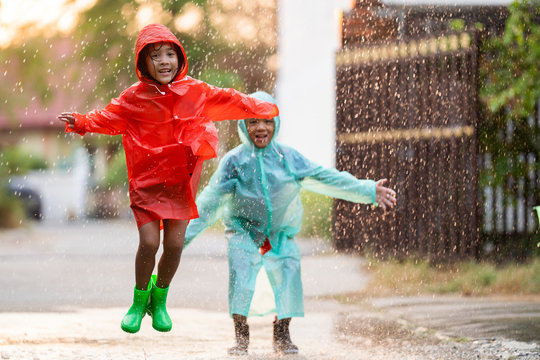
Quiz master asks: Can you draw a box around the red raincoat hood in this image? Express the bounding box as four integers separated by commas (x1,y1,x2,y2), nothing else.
135,23,188,82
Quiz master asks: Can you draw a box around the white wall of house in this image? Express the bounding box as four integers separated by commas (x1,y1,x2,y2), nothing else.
275,0,352,168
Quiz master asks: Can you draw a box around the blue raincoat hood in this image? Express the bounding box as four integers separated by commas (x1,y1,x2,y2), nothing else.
237,91,281,150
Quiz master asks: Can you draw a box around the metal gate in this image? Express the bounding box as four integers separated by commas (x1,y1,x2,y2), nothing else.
334,32,480,261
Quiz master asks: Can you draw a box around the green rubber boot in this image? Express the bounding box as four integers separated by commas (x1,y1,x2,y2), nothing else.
147,275,172,332
121,283,151,333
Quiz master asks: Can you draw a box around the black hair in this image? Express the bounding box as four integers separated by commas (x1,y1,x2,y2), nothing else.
137,42,185,83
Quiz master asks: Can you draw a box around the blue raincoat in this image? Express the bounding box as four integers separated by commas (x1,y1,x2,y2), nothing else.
184,91,377,319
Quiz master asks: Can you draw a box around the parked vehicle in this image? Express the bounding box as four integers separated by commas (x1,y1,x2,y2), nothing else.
9,185,42,220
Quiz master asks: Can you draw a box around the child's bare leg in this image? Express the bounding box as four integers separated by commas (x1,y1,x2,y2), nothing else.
121,220,160,333
135,220,161,290
156,219,188,288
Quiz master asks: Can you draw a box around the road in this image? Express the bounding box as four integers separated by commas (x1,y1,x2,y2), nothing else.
0,219,539,359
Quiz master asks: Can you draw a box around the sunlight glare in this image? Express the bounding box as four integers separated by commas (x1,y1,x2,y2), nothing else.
0,0,96,48
174,3,204,34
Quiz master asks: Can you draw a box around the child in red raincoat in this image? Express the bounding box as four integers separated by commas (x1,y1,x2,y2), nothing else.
58,23,278,334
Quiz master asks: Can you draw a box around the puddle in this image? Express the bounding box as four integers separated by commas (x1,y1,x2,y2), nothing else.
333,312,438,349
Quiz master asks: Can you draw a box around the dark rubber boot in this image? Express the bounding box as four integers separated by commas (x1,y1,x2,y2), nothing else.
273,318,299,355
146,274,172,332
228,315,249,356
121,283,151,333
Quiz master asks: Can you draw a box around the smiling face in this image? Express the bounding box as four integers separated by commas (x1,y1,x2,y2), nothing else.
144,42,179,84
245,118,275,148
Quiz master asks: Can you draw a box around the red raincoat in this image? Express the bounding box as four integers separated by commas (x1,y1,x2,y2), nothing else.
66,24,278,227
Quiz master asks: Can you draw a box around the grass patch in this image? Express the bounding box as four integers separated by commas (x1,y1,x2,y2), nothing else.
361,257,540,297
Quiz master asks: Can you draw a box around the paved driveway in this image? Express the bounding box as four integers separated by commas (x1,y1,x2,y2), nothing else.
0,220,538,359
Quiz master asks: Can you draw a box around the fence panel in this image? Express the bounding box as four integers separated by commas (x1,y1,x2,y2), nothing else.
334,33,480,260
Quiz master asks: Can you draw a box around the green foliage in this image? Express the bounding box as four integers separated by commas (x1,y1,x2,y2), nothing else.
199,69,245,90
449,19,465,31
161,0,207,11
299,190,333,240
0,147,48,175
481,0,540,118
478,0,540,190
104,147,128,189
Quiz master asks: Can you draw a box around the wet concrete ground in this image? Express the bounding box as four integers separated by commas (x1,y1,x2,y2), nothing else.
371,296,540,343
0,220,539,359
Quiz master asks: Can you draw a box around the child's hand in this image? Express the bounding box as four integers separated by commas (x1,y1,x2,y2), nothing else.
57,112,75,129
375,178,397,210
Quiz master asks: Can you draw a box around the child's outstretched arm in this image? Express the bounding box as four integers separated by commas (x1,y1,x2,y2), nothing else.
56,95,129,136
197,81,278,121
184,155,236,248
283,146,396,208
184,183,229,248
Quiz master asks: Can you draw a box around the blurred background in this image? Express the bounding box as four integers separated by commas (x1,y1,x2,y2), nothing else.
0,0,350,232
0,0,538,267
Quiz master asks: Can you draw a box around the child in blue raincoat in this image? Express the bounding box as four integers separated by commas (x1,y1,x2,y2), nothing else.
184,91,396,355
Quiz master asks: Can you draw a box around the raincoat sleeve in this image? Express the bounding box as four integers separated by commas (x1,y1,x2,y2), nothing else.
66,93,129,136
184,154,237,248
284,146,376,204
197,81,279,121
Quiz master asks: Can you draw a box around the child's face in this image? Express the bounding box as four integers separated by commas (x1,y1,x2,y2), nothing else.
246,118,275,148
145,42,179,85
